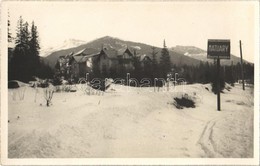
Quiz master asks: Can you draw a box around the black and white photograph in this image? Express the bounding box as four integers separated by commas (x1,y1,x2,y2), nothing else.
1,0,259,165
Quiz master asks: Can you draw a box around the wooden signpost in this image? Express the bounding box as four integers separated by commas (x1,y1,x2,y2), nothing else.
207,39,231,111
239,40,245,90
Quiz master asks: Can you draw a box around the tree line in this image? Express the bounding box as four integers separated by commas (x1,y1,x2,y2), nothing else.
8,16,254,91
89,40,254,91
8,16,53,82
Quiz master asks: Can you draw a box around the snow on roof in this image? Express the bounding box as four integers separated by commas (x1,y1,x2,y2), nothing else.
73,48,100,63
139,54,152,62
102,48,118,59
73,55,84,63
74,48,86,56
131,46,141,50
74,48,100,56
117,48,127,56
74,53,99,63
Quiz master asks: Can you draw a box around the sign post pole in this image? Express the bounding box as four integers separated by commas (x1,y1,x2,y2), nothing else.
207,39,230,111
217,57,221,111
239,40,245,90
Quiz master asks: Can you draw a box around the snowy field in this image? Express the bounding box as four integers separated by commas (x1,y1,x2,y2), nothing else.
8,83,254,158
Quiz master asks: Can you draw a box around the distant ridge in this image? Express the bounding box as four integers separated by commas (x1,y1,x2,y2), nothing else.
43,36,251,68
171,45,252,65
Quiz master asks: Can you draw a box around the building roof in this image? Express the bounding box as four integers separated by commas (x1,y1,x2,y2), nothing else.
139,54,152,62
73,48,100,63
73,46,136,62
117,47,135,56
73,54,99,63
102,49,118,59
117,48,127,56
101,47,134,59
74,48,100,56
73,56,84,63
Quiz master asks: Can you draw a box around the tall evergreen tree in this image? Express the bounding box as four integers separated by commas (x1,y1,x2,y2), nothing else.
29,21,41,76
8,11,12,43
14,17,30,56
150,46,158,77
92,57,101,78
11,16,35,81
29,21,40,56
15,16,24,45
10,16,28,81
159,39,171,78
9,16,53,82
132,52,142,80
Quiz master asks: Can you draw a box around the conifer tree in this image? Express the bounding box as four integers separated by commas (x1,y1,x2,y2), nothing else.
29,21,40,57
150,46,158,78
11,17,35,81
11,16,28,81
10,16,53,82
29,21,41,76
159,39,171,78
8,11,12,43
14,18,30,57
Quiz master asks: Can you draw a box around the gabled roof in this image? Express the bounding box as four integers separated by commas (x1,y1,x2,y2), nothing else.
101,49,118,59
117,47,135,56
139,54,152,62
73,46,136,62
117,47,127,56
74,48,100,56
73,48,100,63
74,54,98,63
73,56,84,63
101,46,134,59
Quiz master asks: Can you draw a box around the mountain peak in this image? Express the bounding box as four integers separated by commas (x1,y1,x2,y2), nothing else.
43,37,204,69
172,45,206,54
40,38,86,57
97,36,120,41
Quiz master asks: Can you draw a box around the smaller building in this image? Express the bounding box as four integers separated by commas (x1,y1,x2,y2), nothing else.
55,52,79,82
97,46,135,75
73,48,100,78
139,54,152,68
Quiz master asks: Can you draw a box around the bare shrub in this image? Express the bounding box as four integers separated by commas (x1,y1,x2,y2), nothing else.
173,94,195,109
44,88,54,107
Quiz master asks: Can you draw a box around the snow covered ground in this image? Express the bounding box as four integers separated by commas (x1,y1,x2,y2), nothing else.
8,83,254,158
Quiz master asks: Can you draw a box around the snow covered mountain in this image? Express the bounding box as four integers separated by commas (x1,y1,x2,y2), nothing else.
40,39,86,57
43,36,252,68
171,45,251,65
43,36,202,68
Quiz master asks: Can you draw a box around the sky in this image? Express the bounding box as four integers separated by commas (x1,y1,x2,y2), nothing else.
5,1,259,63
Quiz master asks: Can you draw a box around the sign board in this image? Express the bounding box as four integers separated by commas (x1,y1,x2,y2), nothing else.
207,39,230,59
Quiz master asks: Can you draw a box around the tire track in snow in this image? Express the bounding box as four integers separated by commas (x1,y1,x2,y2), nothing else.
197,117,222,158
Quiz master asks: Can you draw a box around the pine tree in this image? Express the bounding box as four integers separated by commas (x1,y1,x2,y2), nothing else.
159,39,171,78
10,16,27,81
15,16,24,46
29,21,40,57
22,21,30,49
211,60,225,94
132,55,141,80
8,11,12,43
14,17,30,56
150,46,158,78
8,11,14,81
92,56,101,78
11,16,32,81
9,16,49,82
29,21,41,76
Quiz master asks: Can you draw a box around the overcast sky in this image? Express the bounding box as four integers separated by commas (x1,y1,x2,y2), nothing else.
6,1,258,63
